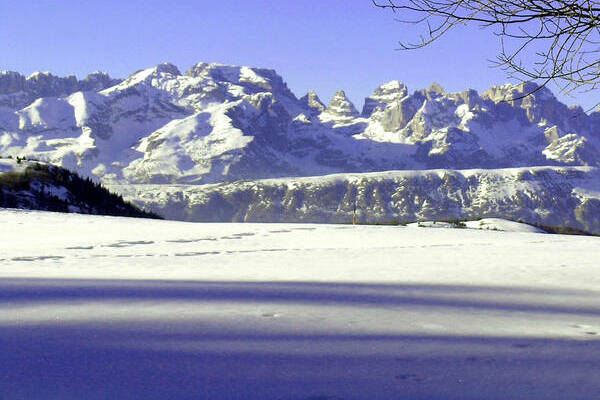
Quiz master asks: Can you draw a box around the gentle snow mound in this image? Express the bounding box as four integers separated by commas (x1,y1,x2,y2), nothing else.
465,218,546,233
408,218,546,233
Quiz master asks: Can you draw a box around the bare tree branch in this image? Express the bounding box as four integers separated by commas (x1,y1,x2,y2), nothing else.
373,0,600,99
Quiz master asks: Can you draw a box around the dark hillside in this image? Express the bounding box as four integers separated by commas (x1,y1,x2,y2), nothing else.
0,162,161,219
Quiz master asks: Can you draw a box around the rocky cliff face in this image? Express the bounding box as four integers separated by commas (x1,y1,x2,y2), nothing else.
109,166,600,233
0,70,121,110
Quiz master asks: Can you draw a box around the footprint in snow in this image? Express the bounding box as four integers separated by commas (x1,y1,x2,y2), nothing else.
166,238,217,243
569,324,598,336
466,356,497,363
395,373,426,383
225,249,286,255
11,255,64,261
571,324,593,329
174,251,221,257
104,240,154,248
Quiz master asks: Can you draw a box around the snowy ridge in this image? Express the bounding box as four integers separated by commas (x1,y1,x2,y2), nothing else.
108,166,600,233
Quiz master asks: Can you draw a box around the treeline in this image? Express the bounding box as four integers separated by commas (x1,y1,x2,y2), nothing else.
0,162,162,219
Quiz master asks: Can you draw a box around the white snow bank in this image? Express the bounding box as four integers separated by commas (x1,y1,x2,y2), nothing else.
409,218,546,233
465,218,546,233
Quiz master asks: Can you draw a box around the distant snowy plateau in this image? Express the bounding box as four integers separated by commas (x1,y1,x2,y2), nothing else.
2,63,600,229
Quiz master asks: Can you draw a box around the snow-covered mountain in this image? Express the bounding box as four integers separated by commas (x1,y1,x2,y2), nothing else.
2,62,600,185
3,61,600,229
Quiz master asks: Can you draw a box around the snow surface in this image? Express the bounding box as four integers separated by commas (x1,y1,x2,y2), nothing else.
1,209,599,399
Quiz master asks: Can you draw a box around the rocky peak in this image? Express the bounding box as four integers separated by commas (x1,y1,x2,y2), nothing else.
362,81,408,116
325,90,358,117
186,62,234,80
374,81,408,99
101,63,182,94
482,82,555,105
0,69,120,98
187,63,270,86
155,62,182,76
24,72,79,98
300,90,325,113
427,82,445,96
482,81,580,129
185,62,294,99
80,72,122,92
454,89,481,108
0,71,26,95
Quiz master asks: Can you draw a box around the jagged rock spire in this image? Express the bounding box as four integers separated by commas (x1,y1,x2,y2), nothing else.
326,90,358,117
300,90,325,113
362,80,408,116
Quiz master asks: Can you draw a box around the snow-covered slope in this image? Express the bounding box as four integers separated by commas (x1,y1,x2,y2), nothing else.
109,166,600,233
2,62,600,186
2,210,600,399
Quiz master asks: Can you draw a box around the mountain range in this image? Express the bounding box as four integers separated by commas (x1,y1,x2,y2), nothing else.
1,62,600,230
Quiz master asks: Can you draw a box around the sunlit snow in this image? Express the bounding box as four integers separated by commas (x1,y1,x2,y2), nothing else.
1,209,599,399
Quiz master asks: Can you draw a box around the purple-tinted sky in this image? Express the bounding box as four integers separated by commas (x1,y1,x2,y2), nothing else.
0,0,596,109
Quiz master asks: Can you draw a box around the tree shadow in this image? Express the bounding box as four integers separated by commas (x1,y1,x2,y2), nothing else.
2,278,600,316
1,278,599,399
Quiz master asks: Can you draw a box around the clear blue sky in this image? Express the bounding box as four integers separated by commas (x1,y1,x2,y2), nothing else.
0,0,596,110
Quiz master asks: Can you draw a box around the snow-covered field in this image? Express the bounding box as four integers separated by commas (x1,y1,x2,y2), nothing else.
1,209,600,399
